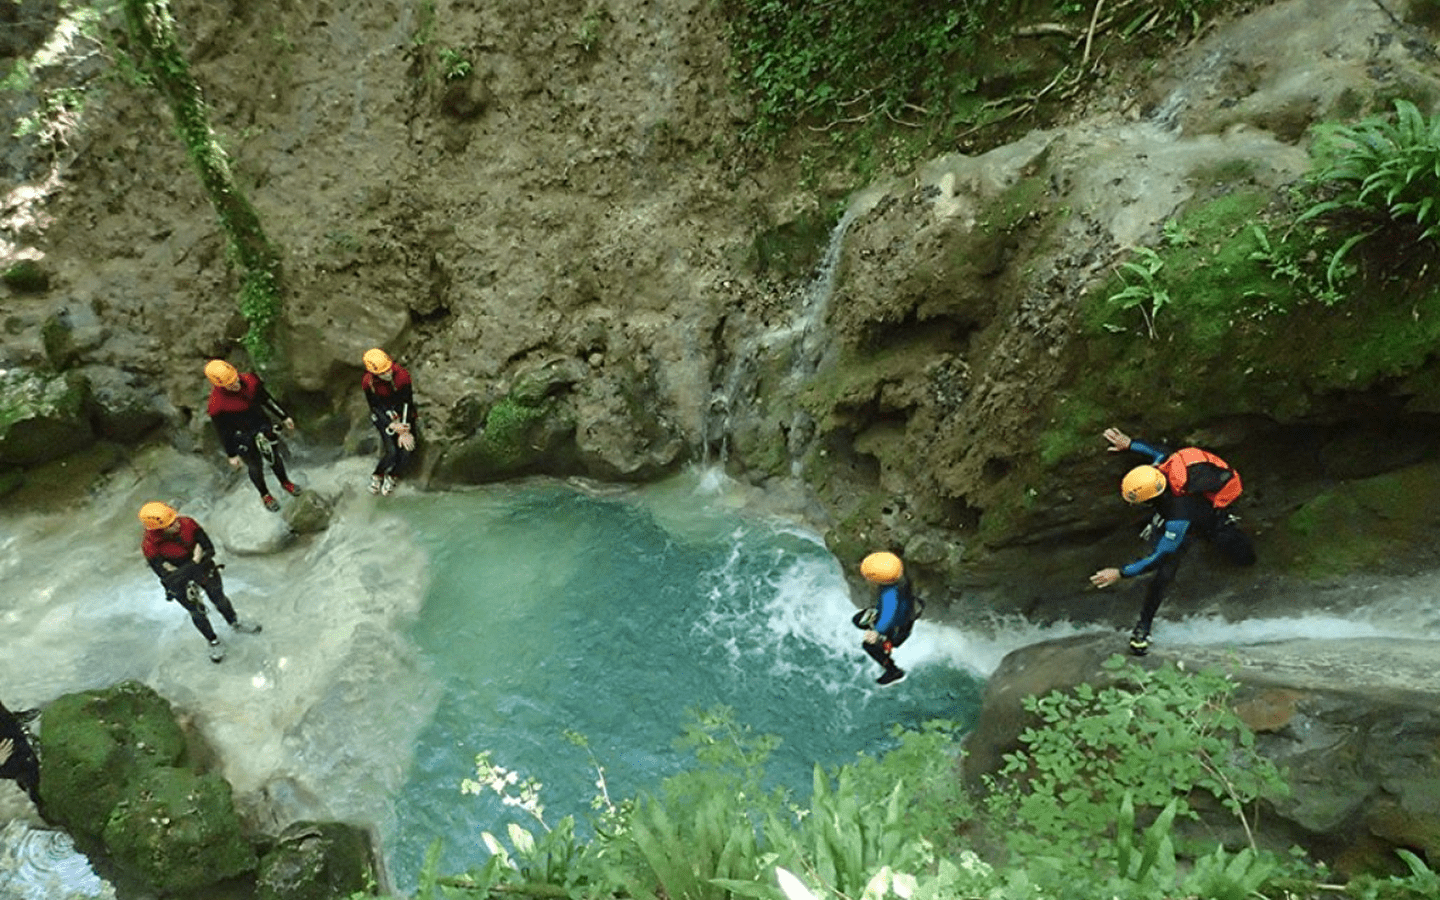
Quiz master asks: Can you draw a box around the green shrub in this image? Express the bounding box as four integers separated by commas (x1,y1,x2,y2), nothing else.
983,656,1289,865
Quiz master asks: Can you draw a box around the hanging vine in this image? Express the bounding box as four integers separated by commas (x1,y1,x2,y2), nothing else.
120,0,283,366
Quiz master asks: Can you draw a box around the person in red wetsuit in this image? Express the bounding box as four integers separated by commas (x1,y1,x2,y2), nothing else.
205,359,300,512
361,348,419,496
139,501,260,663
1089,427,1256,656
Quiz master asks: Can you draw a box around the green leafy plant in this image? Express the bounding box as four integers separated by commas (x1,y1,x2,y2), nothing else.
438,47,472,81
575,7,605,54
1297,99,1440,288
1248,223,1346,309
1104,246,1170,338
983,656,1289,866
720,0,983,152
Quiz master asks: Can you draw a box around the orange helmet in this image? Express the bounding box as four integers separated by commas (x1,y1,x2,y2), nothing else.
205,359,239,387
860,551,904,585
363,348,393,374
138,501,178,530
1121,465,1167,503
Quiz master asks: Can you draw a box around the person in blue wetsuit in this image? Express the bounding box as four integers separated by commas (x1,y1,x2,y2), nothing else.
852,551,923,686
1089,427,1256,656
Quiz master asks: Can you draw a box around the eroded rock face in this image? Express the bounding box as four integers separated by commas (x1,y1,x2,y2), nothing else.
3,1,1440,600
964,634,1440,874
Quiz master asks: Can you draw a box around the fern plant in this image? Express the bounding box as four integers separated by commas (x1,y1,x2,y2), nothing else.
1297,99,1440,288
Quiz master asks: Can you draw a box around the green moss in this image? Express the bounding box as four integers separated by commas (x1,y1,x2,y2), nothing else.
479,396,550,467
1037,395,1108,466
2,259,50,293
1275,462,1440,576
1045,169,1440,468
975,174,1052,240
39,681,190,842
104,768,257,892
122,0,283,367
750,207,841,279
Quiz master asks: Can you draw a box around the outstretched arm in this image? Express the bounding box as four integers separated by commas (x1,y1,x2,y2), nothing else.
1103,427,1166,464
1091,519,1190,589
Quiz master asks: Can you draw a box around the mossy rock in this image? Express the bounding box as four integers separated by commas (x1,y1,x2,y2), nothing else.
1275,459,1440,576
434,395,578,482
102,767,257,894
38,681,190,842
256,821,379,900
1,259,50,293
0,368,95,466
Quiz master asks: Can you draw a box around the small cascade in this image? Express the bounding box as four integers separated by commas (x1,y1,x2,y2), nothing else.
1146,48,1225,135
704,202,865,472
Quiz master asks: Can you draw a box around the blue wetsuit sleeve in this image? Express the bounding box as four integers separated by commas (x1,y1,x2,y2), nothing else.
1129,439,1167,465
1121,519,1190,577
873,586,901,634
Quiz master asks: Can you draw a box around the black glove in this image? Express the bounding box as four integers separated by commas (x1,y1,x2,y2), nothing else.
851,608,878,630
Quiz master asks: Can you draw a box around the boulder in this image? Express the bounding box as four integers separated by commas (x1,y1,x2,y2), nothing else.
285,488,336,535
0,368,94,467
208,482,298,555
38,681,189,843
101,767,257,893
435,394,580,483
79,366,169,443
255,821,379,900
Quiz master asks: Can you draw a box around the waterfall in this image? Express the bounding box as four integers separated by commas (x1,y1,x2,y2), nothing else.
704,197,872,473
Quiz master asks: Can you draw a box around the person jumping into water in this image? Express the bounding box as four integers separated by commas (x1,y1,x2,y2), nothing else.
853,551,922,686
1089,427,1256,655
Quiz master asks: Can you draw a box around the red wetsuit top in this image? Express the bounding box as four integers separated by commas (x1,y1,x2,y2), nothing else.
1156,447,1243,509
141,516,214,578
207,373,289,456
362,365,417,430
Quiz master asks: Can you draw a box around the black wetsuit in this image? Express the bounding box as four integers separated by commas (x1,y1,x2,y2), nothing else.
142,517,239,642
363,364,418,478
0,700,41,808
853,579,921,675
1120,440,1256,634
207,372,293,497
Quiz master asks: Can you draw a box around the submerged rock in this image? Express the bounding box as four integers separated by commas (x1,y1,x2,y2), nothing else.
256,820,379,900
0,820,116,900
